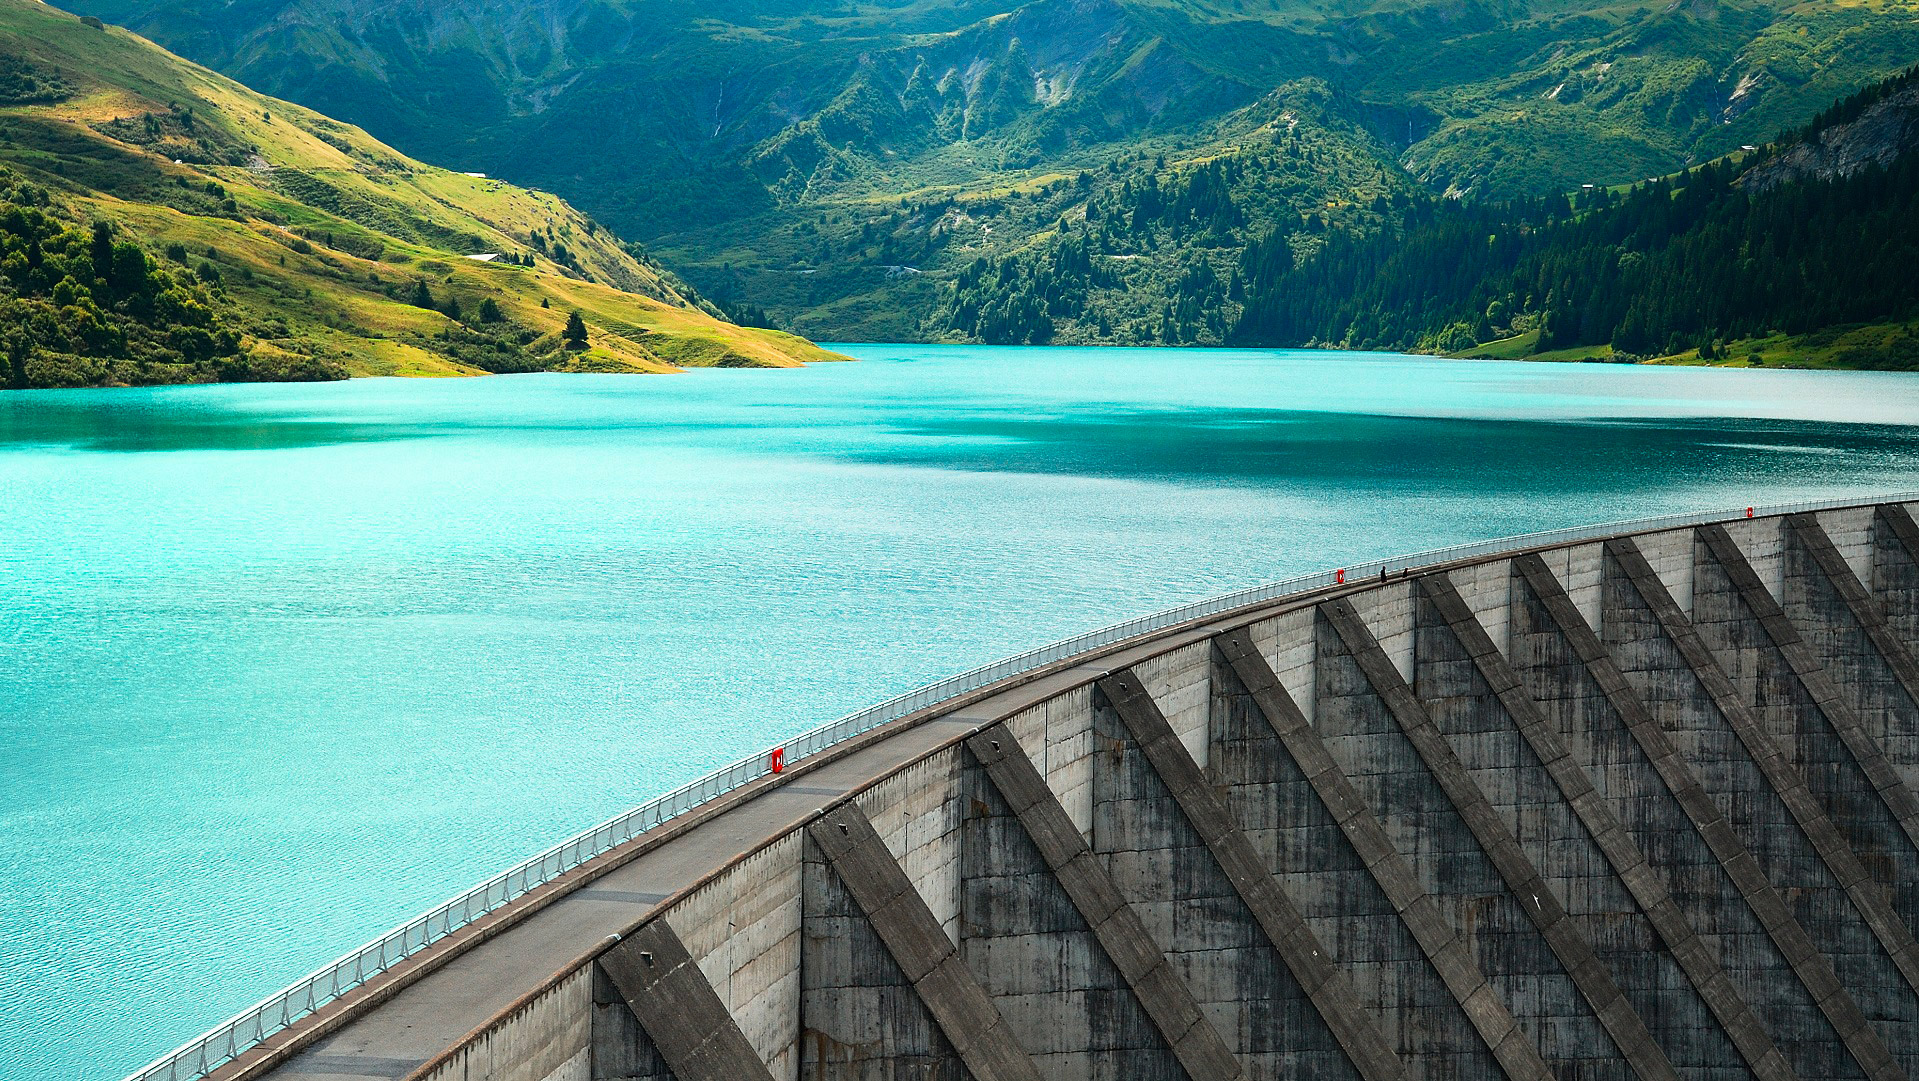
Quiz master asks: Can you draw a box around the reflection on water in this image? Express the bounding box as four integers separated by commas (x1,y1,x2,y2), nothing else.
3,344,1919,1078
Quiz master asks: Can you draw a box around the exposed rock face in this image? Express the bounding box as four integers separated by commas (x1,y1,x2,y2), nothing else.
1743,82,1919,193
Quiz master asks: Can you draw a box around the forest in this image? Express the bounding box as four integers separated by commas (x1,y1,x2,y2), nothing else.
942,65,1919,367
1232,70,1919,366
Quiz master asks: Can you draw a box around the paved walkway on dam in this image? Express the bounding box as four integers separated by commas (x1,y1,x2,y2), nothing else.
254,613,1259,1081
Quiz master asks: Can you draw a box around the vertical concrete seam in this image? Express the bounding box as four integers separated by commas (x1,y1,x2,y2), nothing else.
1319,595,1677,1081
1600,535,1905,1081
1714,520,1919,854
596,919,780,1081
1454,561,1798,1081
963,724,1246,1081
1095,668,1411,1081
1215,626,1556,1081
1630,531,1919,999
806,805,1046,1081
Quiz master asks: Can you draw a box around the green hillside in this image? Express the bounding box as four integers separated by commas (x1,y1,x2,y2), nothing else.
51,0,1919,339
0,0,843,388
1228,66,1919,367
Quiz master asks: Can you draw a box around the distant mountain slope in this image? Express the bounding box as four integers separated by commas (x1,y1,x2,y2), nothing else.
49,0,1919,338
0,0,841,387
1226,64,1919,368
1743,67,1919,192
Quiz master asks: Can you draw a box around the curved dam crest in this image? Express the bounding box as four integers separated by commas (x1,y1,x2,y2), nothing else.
189,497,1919,1081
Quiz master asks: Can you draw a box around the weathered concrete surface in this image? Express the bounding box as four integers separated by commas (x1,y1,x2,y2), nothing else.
1665,530,1919,1068
1784,514,1919,856
1215,627,1550,1081
1324,595,1657,1081
1424,569,1788,1081
598,920,775,1081
241,502,1919,1081
809,804,1041,1081
1096,668,1401,1081
964,725,1242,1080
1878,506,1919,661
1606,537,1904,1081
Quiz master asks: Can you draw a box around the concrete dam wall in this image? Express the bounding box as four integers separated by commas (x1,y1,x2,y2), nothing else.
223,500,1919,1081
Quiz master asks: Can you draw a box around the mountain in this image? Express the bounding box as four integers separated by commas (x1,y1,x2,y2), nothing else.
48,0,1919,339
1225,65,1919,369
0,0,841,388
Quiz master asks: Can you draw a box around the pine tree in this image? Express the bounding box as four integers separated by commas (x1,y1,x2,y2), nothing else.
89,221,113,279
411,279,434,309
479,297,504,323
563,310,588,350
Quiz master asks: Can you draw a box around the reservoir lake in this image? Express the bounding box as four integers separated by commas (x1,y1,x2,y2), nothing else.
5,344,1919,1078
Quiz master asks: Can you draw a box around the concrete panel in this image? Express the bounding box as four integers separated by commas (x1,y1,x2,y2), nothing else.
1326,596,1653,1081
1563,543,1606,638
1250,608,1315,725
1044,687,1098,842
591,965,676,1081
800,833,971,1081
966,726,1242,1080
1095,671,1401,1081
1430,569,1780,1081
1138,641,1214,772
1816,506,1879,590
663,833,801,1079
1007,703,1048,783
599,921,776,1081
1636,530,1695,616
1715,518,1786,605
1346,582,1416,686
958,747,1193,1081
809,806,1043,1081
1687,527,1919,1075
1448,558,1513,657
1786,515,1919,832
857,749,966,946
1877,507,1919,653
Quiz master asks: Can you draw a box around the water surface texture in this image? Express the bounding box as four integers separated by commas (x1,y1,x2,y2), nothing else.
5,345,1919,1078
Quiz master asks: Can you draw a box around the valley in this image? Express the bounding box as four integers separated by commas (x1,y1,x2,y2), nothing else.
52,0,1919,346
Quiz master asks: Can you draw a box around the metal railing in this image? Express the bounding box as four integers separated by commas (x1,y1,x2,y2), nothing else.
123,491,1919,1081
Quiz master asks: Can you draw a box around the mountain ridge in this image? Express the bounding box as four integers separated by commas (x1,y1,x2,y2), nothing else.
44,0,1919,343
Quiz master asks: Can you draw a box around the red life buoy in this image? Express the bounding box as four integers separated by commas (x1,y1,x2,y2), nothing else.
1335,569,1346,584
1746,507,1754,518
770,747,785,774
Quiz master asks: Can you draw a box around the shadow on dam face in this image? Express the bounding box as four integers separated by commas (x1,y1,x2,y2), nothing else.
213,500,1919,1081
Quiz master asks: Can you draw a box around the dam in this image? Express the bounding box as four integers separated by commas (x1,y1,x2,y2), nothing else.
138,496,1919,1081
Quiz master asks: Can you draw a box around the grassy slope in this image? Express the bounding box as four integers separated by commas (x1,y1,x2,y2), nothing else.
1469,321,1919,369
0,0,844,378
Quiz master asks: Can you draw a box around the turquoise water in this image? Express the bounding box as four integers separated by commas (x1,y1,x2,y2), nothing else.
4,343,1919,1079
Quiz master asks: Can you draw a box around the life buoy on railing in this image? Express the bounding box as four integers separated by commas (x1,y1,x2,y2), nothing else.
1746,507,1755,518
1335,569,1346,584
769,747,785,774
